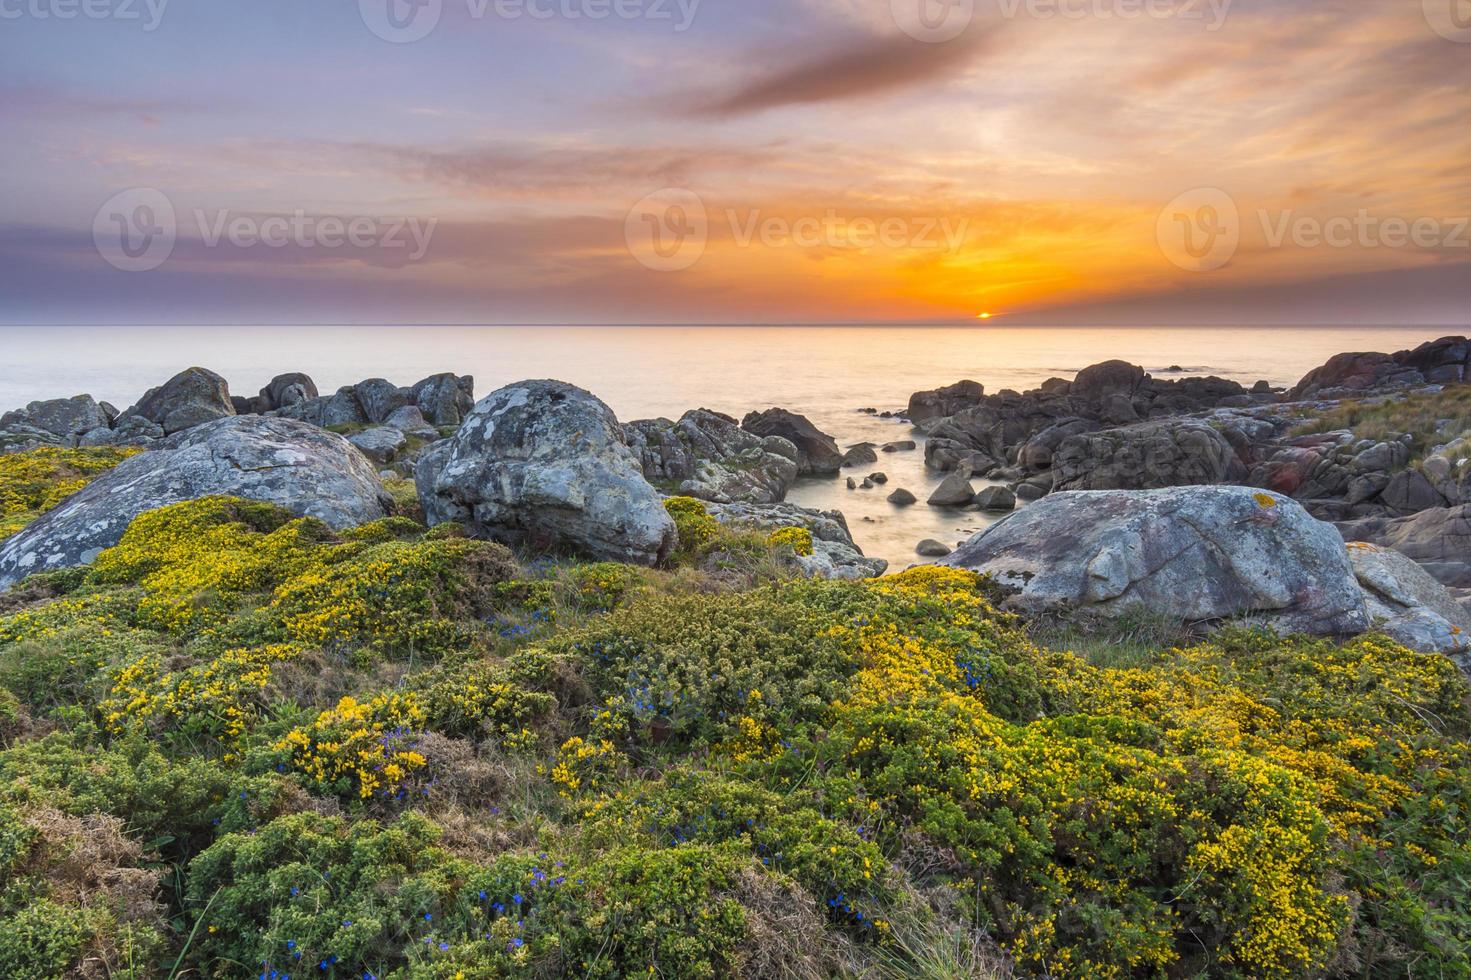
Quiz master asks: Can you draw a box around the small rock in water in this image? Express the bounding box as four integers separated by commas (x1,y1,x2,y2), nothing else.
916,539,952,558
1015,483,1047,503
927,470,975,508
868,472,888,484
973,486,1016,512
843,445,879,467
888,488,918,506
846,477,857,490
860,478,874,489
882,440,916,453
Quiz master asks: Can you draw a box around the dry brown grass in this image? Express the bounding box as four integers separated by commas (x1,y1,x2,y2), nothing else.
1290,386,1471,458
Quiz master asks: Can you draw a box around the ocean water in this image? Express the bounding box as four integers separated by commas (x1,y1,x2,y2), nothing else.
0,324,1454,570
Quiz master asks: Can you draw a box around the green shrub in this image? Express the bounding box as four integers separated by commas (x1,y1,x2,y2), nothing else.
664,496,721,558
0,898,93,979
549,584,859,750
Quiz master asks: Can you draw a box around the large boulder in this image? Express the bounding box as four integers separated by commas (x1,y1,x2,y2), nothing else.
1050,420,1246,492
741,409,843,476
1069,360,1145,402
701,500,887,579
0,395,114,450
415,380,675,565
120,367,235,435
412,374,476,427
907,380,985,423
942,486,1369,635
1348,543,1470,663
1285,337,1471,399
260,372,319,411
233,372,320,415
625,409,798,504
0,417,391,590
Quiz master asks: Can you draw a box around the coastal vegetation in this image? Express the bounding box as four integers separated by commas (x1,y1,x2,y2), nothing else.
0,447,1467,978
1290,386,1471,463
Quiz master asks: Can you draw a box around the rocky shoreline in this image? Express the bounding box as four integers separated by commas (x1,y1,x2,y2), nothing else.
3,335,1471,664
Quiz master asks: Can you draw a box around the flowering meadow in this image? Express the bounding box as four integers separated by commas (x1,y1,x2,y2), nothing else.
0,450,1467,978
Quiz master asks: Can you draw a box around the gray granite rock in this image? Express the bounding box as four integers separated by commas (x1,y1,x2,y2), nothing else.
0,417,391,590
943,486,1369,636
416,380,675,565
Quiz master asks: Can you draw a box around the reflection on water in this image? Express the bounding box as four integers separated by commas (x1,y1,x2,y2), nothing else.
0,323,1450,569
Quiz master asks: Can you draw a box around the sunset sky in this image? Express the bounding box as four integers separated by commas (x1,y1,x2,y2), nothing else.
2,0,1468,325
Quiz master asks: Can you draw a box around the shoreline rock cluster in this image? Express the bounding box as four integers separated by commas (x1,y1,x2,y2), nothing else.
0,369,888,590
4,336,1471,663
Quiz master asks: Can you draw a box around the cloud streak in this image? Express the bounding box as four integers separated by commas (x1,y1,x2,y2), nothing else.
689,30,995,117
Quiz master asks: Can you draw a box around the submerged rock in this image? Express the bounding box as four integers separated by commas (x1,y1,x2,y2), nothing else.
416,380,676,566
916,539,952,558
0,417,391,589
942,486,1369,636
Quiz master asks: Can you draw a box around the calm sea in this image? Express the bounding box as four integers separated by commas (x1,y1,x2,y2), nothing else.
0,324,1455,570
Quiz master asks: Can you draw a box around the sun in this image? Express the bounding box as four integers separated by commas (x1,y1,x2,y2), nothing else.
976,312,996,320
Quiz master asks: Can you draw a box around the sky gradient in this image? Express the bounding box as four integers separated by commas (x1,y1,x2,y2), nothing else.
1,0,1468,325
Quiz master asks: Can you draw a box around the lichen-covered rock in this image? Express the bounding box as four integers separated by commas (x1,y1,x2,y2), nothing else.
1051,420,1246,492
1338,505,1471,591
625,409,798,504
0,395,112,449
119,367,235,435
412,373,476,427
701,500,887,579
348,426,408,464
416,380,675,565
1348,542,1470,663
942,486,1369,635
0,416,391,589
741,408,843,476
269,374,474,430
